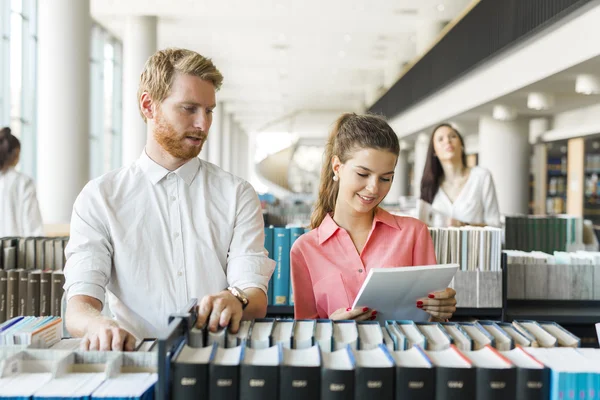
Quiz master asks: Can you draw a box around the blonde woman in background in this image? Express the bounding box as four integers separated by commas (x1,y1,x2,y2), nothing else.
418,123,500,227
0,127,43,237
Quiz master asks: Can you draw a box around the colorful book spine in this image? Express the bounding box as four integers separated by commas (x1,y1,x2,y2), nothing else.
273,228,291,305
264,227,274,305
288,228,305,306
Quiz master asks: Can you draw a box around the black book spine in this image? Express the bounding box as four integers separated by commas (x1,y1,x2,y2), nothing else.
209,364,239,400
39,271,51,316
516,367,550,400
240,364,279,400
321,369,354,400
355,366,394,400
476,368,517,400
0,270,6,323
395,366,435,400
279,365,320,400
6,269,19,320
170,362,209,400
435,367,476,400
18,270,28,316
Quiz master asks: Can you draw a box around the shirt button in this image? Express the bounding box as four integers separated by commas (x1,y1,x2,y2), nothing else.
358,269,363,273
174,232,180,238
177,271,183,277
168,173,174,179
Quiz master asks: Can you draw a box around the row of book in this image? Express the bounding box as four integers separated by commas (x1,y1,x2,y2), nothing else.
168,319,586,400
264,226,309,306
505,250,600,300
428,227,502,272
184,319,580,352
0,269,65,323
1,236,68,271
0,348,157,399
504,215,584,253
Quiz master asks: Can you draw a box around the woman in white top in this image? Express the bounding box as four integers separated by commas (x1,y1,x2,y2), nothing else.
418,123,500,227
0,127,43,236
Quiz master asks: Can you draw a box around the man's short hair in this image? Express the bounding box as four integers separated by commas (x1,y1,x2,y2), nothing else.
137,48,224,122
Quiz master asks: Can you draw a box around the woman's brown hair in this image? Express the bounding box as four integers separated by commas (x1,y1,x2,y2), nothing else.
310,113,400,229
0,127,20,172
420,123,467,204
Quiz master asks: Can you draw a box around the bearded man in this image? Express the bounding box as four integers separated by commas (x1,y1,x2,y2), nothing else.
64,48,274,351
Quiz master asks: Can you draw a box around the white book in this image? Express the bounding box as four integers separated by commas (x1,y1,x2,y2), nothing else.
321,347,354,370
539,322,579,348
386,323,407,351
426,347,472,369
226,320,252,348
381,326,394,351
391,346,432,368
175,345,214,364
250,321,274,350
272,321,294,349
353,346,394,368
515,321,557,348
92,373,158,398
282,345,320,367
460,324,493,350
243,346,280,366
207,328,227,348
441,324,472,351
333,322,358,351
462,346,513,369
351,264,459,322
398,322,426,349
212,346,243,366
357,323,383,350
481,323,513,351
293,320,315,350
417,323,451,351
498,323,531,347
500,347,544,369
315,320,333,352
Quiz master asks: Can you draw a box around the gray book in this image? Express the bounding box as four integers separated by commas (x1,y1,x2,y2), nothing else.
570,264,594,300
0,270,7,323
506,264,526,300
478,271,502,307
26,270,41,316
453,270,477,308
547,265,571,300
525,265,548,300
3,247,16,271
18,270,28,316
6,269,20,320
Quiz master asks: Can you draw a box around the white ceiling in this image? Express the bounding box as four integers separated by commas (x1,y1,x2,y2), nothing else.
91,0,473,135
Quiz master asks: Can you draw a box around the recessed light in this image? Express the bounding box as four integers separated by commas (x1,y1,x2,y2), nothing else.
278,33,287,43
344,34,352,42
437,4,445,12
409,34,416,43
527,92,554,110
575,74,600,95
492,104,517,121
338,50,346,58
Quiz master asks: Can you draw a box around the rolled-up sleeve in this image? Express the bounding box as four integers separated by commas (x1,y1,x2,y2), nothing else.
226,181,275,294
63,181,113,306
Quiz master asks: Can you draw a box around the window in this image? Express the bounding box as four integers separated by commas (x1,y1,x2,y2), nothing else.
89,23,123,179
1,0,37,178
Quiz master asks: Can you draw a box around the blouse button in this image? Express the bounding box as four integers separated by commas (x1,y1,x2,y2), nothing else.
358,269,363,273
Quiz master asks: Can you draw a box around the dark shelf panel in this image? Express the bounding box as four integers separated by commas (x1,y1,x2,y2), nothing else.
505,300,600,324
267,306,502,319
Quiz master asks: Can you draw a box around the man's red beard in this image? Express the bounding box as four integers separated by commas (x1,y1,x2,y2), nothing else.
153,109,206,160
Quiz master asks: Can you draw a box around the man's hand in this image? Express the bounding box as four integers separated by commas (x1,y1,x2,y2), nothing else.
79,316,136,351
196,291,244,334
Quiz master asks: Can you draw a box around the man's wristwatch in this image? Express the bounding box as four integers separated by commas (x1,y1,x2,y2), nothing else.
227,286,249,310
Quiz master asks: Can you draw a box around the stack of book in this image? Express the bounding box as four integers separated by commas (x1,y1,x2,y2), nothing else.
505,250,600,300
0,237,68,323
504,215,584,253
264,226,309,306
163,318,588,400
0,348,157,399
428,227,503,309
428,227,502,272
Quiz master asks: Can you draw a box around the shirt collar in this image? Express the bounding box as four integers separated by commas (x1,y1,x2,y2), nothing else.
317,207,401,245
138,150,201,186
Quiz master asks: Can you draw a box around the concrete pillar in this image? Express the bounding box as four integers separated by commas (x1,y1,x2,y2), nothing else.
230,121,240,177
529,118,550,145
122,16,157,166
385,148,409,204
413,132,430,199
416,19,446,55
479,116,530,215
208,102,224,166
37,0,90,224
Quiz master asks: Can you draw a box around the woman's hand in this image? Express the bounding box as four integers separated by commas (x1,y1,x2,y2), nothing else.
329,306,377,321
416,288,457,321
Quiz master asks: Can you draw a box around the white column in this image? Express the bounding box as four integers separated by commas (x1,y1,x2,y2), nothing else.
37,0,90,225
122,16,157,166
221,113,233,173
416,19,446,55
208,102,224,166
239,129,249,181
396,149,409,197
385,147,405,205
413,132,430,199
529,118,550,144
479,116,530,215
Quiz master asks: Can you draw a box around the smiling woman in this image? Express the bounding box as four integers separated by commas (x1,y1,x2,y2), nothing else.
290,113,458,323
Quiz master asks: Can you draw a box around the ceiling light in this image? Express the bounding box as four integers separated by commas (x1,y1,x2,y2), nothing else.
492,104,518,121
575,74,600,95
437,4,445,12
527,92,554,110
409,34,416,43
338,50,346,58
279,68,288,78
278,33,287,43
344,34,352,43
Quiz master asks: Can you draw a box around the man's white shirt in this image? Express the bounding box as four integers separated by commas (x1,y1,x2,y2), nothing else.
0,168,44,237
64,151,275,339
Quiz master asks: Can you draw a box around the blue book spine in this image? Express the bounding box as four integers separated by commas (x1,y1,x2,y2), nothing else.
273,228,291,305
288,227,305,306
264,227,274,305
